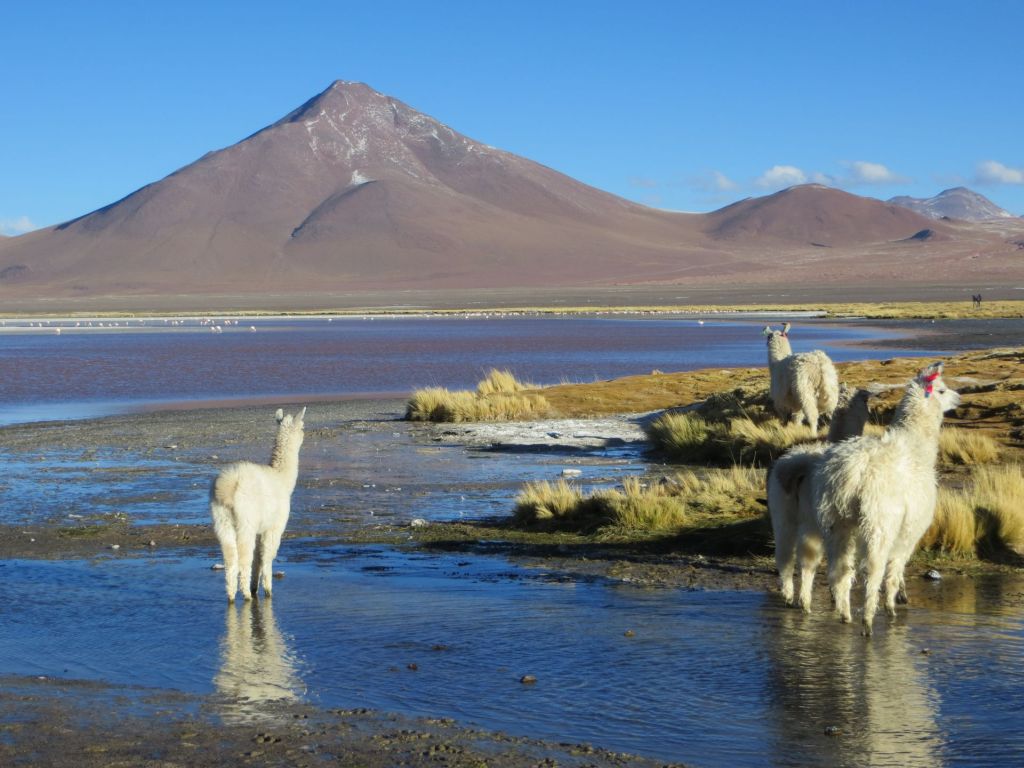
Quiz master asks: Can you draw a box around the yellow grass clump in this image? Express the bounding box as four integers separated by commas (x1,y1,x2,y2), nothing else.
476,369,528,395
939,427,1002,466
645,411,811,466
923,464,1024,557
512,466,765,536
407,370,553,422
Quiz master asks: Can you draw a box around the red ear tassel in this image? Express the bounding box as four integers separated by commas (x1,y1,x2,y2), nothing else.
922,369,940,396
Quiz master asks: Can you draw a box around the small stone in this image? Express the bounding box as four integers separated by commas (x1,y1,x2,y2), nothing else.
924,569,942,581
410,518,428,527
165,444,178,449
148,540,157,547
273,571,285,579
624,629,636,638
211,563,225,571
547,432,562,438
921,648,931,655
110,544,120,550
407,663,418,671
561,469,582,477
519,674,537,685
824,725,841,736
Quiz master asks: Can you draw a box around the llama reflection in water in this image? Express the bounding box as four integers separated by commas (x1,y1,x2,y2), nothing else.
763,606,944,767
214,598,305,724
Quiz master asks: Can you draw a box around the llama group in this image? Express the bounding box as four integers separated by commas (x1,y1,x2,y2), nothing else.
763,322,839,429
210,407,306,602
767,384,877,611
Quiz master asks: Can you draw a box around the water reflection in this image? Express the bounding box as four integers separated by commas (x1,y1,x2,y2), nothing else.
214,598,305,723
764,608,944,768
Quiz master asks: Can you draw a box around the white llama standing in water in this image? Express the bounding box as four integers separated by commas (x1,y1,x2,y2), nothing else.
768,384,877,611
210,407,306,601
812,363,959,635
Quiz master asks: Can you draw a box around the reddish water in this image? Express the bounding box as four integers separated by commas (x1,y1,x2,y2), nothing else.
0,314,925,424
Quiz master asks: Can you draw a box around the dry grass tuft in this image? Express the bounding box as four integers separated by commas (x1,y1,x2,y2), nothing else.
407,370,553,422
512,466,765,535
645,411,811,466
476,369,528,395
939,427,1002,466
924,464,1024,557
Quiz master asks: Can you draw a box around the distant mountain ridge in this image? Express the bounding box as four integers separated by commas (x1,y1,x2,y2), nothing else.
1,80,1022,306
888,187,1016,221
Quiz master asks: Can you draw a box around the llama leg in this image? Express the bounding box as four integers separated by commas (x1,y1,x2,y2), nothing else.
861,548,887,637
260,529,284,598
772,511,798,606
236,531,257,601
219,535,239,602
883,559,905,616
797,532,823,613
827,530,856,624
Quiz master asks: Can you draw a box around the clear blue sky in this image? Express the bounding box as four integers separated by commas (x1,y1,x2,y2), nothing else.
2,0,1022,235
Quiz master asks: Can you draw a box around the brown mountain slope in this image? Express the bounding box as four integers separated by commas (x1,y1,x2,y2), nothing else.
0,81,1020,306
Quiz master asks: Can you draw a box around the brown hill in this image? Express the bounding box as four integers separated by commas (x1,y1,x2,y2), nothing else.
1,81,1021,309
703,184,946,247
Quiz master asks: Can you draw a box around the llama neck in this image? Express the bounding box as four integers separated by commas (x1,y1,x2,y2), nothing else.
767,338,792,364
888,388,943,464
269,433,301,485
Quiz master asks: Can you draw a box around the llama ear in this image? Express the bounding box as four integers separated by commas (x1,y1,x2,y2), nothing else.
918,362,944,381
762,325,773,336
781,322,791,336
298,406,307,422
275,408,285,423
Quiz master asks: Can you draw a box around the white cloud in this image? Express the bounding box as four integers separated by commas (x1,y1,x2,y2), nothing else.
692,170,738,193
755,165,807,188
0,216,36,235
844,160,906,185
976,160,1024,185
709,170,738,191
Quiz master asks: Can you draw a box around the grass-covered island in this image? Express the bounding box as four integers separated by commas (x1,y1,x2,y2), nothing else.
403,346,1024,579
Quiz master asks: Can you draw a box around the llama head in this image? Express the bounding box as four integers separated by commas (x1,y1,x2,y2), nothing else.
917,363,960,413
763,323,793,358
272,407,306,458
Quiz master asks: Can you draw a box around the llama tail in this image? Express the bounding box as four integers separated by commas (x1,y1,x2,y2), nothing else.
210,468,241,537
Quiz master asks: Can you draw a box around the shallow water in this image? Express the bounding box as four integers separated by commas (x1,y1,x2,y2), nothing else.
0,315,930,424
2,548,1022,767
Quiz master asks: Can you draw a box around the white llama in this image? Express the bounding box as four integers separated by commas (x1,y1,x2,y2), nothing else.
210,407,306,602
768,384,876,610
812,363,959,634
763,322,840,430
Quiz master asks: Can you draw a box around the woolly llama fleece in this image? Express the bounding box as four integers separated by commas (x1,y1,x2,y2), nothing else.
763,322,839,430
768,384,877,611
211,407,306,602
812,363,959,635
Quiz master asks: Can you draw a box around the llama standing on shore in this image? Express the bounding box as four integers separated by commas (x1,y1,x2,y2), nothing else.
812,363,959,634
763,322,839,430
768,384,876,610
211,407,306,602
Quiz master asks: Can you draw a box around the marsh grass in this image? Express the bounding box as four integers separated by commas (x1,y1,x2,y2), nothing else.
476,369,528,395
939,427,1002,466
512,466,765,536
924,464,1024,557
645,410,811,466
407,370,553,422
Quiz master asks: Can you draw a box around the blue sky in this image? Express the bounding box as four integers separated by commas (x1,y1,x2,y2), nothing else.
2,1,1022,235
